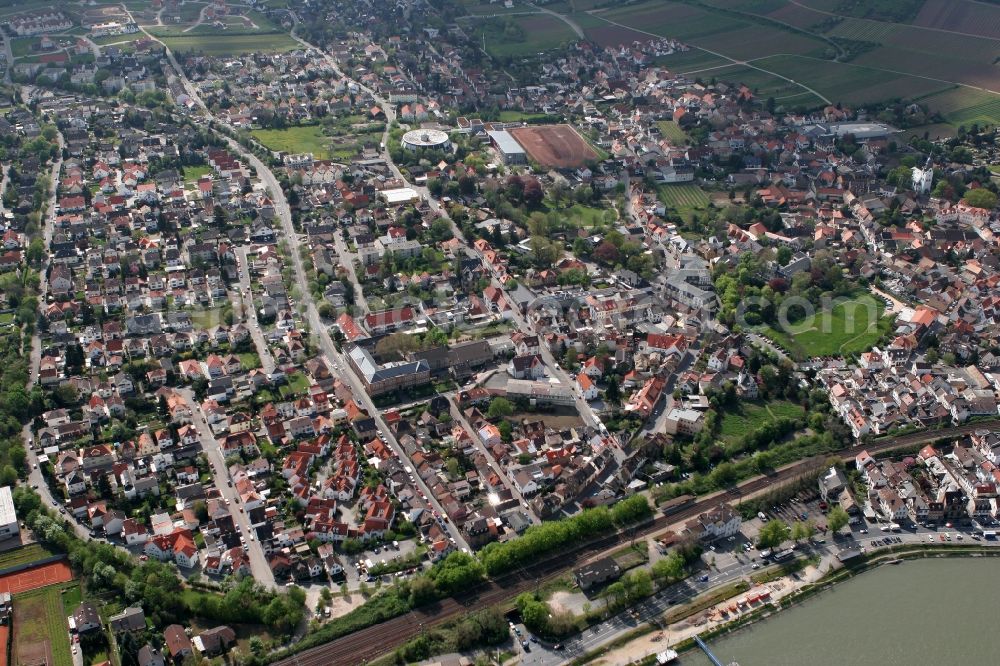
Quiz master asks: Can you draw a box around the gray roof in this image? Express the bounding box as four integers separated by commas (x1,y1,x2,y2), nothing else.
0,486,15,527
487,130,526,155
349,345,429,382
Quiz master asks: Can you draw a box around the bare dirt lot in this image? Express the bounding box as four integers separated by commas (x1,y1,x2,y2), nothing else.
509,124,598,169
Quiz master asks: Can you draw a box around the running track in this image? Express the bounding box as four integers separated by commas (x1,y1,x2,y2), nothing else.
274,420,1000,666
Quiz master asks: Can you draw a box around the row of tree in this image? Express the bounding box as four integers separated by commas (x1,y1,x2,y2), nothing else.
478,495,652,576
14,488,306,636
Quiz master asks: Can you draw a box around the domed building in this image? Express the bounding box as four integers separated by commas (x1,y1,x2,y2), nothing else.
401,128,451,152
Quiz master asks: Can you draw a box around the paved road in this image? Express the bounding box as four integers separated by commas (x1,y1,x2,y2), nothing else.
153,32,473,552
746,331,793,364
22,131,81,533
870,285,908,315
273,417,1000,666
448,395,541,523
331,233,368,315
176,388,277,589
234,246,276,375
287,9,606,442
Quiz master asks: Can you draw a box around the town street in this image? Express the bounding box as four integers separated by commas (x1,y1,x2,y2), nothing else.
22,130,81,534
234,246,277,375
448,396,541,523
140,29,473,552
176,388,277,589
283,14,608,439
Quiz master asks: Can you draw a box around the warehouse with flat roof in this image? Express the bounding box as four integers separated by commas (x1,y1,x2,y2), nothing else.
0,486,18,540
487,130,527,165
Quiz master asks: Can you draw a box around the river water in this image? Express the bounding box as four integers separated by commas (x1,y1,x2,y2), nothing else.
680,558,1000,666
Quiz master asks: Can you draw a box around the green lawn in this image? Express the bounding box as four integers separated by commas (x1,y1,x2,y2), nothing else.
183,164,213,182
719,400,805,445
10,37,37,58
237,352,261,370
0,543,54,570
90,33,137,46
159,32,299,56
657,184,710,217
59,585,82,616
477,15,577,58
284,371,310,395
497,110,558,123
761,293,893,360
656,120,688,144
13,583,79,666
251,124,330,159
544,202,612,229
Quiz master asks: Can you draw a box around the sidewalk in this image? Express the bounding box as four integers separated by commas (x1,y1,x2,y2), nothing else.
583,556,837,666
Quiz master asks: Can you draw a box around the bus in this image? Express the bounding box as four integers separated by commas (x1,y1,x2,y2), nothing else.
772,548,795,563
661,494,696,516
983,531,997,540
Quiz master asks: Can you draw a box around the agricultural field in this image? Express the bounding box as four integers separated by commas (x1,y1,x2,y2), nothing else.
475,15,577,58
251,125,331,159
696,24,826,61
703,63,826,107
719,400,805,445
588,0,999,127
657,184,710,210
600,1,749,40
702,0,788,12
13,583,79,666
656,120,688,144
760,293,892,360
794,0,924,23
913,0,1000,39
918,88,1000,128
751,55,950,106
652,48,731,73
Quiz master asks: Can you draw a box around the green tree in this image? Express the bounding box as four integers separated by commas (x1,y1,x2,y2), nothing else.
193,500,208,523
651,552,685,585
603,581,627,610
827,505,849,533
757,520,790,549
429,551,485,596
790,520,815,542
623,569,653,602
564,346,578,368
515,592,550,634
487,397,513,419
603,379,622,407
963,188,998,210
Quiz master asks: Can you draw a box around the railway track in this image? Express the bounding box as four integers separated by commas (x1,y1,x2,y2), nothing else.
274,419,1000,666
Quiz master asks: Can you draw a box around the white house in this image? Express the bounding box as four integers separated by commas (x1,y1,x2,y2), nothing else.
686,503,741,541
576,373,600,401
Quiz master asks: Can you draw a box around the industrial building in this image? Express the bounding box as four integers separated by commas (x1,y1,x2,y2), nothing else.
487,130,527,165
0,486,18,540
347,346,431,396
